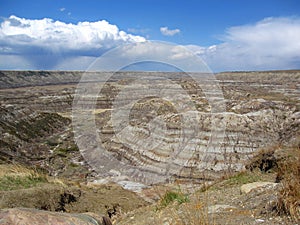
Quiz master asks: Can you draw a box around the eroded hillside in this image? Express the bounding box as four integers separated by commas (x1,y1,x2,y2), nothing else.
0,70,299,182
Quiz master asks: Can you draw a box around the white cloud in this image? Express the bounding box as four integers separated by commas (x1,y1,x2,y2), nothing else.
0,15,145,52
0,16,299,71
59,8,66,12
0,15,146,69
195,17,300,71
170,45,194,60
185,45,206,55
160,26,180,36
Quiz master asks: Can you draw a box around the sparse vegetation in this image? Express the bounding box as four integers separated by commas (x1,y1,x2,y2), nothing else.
171,195,214,225
244,144,300,222
223,171,261,186
54,145,79,157
276,146,300,221
0,164,48,191
157,189,189,210
0,175,46,191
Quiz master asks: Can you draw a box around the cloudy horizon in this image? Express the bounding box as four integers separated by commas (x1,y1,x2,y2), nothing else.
0,14,300,72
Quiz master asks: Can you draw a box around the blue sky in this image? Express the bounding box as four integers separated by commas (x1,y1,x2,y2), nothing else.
1,0,300,71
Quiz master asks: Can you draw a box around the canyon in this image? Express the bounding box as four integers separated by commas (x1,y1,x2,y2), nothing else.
0,70,299,224
0,70,298,183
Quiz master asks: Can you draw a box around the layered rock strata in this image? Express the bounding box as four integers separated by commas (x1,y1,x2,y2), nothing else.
0,70,299,183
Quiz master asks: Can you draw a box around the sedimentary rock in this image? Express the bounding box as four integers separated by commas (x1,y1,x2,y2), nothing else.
0,70,299,183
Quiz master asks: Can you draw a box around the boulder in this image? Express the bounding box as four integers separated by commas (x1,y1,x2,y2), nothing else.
240,182,278,194
0,208,112,225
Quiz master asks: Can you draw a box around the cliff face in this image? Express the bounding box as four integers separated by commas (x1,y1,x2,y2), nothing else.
0,70,299,183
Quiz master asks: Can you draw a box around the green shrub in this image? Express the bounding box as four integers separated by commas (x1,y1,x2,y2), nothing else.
157,190,189,210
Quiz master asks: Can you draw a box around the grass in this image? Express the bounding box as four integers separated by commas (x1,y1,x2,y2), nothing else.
0,164,48,191
157,189,189,210
223,171,261,186
0,175,46,191
153,188,213,225
275,146,300,221
198,170,265,193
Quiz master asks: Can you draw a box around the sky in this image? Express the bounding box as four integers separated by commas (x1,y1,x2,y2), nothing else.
0,0,300,72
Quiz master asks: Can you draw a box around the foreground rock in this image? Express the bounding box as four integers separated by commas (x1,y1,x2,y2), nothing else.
0,208,112,225
240,182,279,194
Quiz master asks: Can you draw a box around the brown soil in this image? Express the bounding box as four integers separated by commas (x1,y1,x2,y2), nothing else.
0,182,148,218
